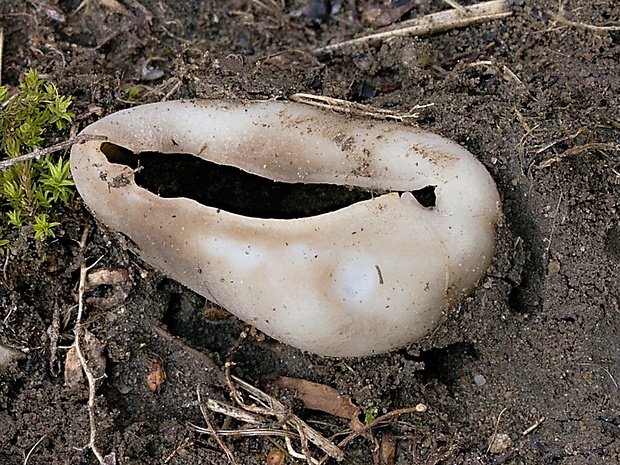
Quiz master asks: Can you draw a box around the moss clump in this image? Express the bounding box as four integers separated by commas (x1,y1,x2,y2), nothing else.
0,69,75,246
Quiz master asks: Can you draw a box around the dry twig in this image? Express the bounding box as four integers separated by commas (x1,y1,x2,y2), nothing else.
331,405,426,449
536,142,620,169
162,440,195,464
289,93,431,122
202,327,432,464
226,372,345,462
522,416,545,436
205,397,265,425
197,386,238,464
314,0,512,57
191,423,297,439
486,407,508,454
314,405,427,464
221,326,344,463
554,1,620,31
441,0,468,15
47,302,61,376
0,134,107,171
74,224,107,463
24,435,46,465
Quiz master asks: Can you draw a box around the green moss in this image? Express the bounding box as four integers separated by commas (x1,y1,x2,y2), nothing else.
364,407,378,424
0,69,75,248
125,86,141,100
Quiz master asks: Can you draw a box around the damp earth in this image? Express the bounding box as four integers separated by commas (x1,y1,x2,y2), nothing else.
0,1,619,464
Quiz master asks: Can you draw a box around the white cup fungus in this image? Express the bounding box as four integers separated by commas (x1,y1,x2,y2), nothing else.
70,100,501,357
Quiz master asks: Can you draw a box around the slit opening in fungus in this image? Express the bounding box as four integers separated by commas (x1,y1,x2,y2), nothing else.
100,142,436,219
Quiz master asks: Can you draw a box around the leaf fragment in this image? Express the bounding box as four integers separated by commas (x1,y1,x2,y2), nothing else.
272,376,364,432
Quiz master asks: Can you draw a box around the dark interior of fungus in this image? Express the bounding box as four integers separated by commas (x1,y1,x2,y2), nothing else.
101,142,436,219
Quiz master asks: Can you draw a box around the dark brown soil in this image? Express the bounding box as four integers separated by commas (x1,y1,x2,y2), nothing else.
1,1,619,464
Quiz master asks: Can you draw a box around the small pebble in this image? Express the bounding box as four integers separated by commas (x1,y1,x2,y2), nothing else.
548,259,561,275
117,383,131,394
474,374,487,386
0,343,23,371
488,432,512,454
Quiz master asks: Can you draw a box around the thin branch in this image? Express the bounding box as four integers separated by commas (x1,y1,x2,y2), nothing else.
74,224,106,464
536,142,620,169
522,416,545,436
223,327,344,462
314,0,512,57
316,404,427,464
197,386,238,465
486,407,508,454
542,191,563,268
441,0,468,15
205,398,265,425
289,93,431,122
335,406,426,450
555,1,620,31
0,134,107,171
24,435,46,465
190,424,297,438
217,328,429,464
227,373,344,461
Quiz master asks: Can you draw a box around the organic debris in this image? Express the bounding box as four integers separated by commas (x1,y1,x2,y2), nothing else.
314,0,512,57
362,0,416,27
272,376,364,432
146,358,166,392
64,329,106,390
85,267,132,308
0,342,23,371
87,267,129,287
378,433,396,465
266,449,286,465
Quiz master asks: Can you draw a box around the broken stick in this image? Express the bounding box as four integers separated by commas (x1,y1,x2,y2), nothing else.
314,0,513,57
